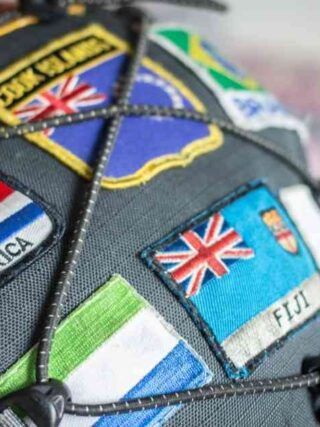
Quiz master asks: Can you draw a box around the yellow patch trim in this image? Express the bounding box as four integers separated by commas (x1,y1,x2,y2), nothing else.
0,15,38,38
0,24,127,109
189,34,260,91
67,4,86,15
0,24,223,189
103,126,223,188
0,7,85,40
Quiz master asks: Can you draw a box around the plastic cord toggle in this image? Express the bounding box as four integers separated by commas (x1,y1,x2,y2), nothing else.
0,379,71,427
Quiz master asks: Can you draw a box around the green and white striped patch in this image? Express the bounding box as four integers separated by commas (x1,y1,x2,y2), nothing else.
0,275,211,426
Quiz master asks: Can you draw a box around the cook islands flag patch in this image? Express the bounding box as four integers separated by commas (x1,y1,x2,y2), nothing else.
151,26,308,141
0,275,212,426
0,175,61,285
0,24,222,189
142,182,320,378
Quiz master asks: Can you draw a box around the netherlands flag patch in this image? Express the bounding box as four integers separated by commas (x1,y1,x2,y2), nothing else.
0,177,61,283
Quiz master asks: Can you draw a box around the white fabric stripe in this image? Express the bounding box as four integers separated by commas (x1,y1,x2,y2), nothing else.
61,307,179,427
0,214,52,272
222,273,320,368
150,30,309,143
222,90,309,140
280,185,320,267
0,191,31,223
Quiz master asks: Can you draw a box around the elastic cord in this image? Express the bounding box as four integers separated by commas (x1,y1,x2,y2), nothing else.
35,8,150,384
0,104,317,193
65,373,320,417
0,0,319,421
59,0,228,12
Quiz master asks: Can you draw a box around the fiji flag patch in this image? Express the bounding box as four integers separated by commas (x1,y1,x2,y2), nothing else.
142,182,320,378
0,175,61,285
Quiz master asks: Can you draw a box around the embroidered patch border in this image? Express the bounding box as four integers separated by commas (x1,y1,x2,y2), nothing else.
141,181,320,378
0,7,85,40
0,171,64,287
0,16,38,38
0,274,212,426
0,24,222,189
151,25,308,142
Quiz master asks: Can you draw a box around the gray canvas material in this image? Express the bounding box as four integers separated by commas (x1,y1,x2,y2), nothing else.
0,8,318,426
0,409,26,427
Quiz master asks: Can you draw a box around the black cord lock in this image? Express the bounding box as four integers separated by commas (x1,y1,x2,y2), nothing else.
0,379,71,427
20,0,67,21
303,356,320,423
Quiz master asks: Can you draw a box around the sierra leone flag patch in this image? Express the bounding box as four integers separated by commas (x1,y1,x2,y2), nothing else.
0,174,61,285
142,182,320,378
0,275,211,426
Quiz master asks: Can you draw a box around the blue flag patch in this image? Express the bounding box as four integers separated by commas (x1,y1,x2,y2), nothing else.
0,24,222,189
141,182,320,378
0,174,62,286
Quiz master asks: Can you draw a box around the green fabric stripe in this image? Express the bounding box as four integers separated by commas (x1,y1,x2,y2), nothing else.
208,68,251,91
157,29,190,54
0,275,146,397
156,28,264,92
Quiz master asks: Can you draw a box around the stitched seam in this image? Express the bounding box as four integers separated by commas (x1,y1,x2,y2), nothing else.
141,181,320,379
0,170,65,289
0,24,222,189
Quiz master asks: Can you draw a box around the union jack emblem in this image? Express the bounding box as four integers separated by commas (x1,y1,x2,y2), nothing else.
14,76,106,136
155,212,255,298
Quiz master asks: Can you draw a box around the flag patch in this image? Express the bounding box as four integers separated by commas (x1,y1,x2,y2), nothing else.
0,24,222,190
0,275,212,426
141,182,320,378
280,185,320,267
0,174,61,285
151,26,308,141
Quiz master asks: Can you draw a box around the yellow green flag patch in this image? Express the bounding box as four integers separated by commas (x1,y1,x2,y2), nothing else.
151,26,308,141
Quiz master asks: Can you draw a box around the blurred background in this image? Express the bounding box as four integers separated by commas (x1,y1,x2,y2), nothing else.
0,0,319,176
148,0,320,178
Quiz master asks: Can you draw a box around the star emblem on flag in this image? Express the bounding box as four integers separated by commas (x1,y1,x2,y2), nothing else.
14,75,107,136
155,212,255,298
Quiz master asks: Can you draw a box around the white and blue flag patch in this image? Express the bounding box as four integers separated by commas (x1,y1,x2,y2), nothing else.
142,182,320,378
0,176,61,284
0,275,212,426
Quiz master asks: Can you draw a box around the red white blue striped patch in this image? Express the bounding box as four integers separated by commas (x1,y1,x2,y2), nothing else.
0,178,61,283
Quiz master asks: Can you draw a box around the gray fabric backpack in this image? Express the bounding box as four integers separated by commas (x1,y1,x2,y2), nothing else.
0,1,319,426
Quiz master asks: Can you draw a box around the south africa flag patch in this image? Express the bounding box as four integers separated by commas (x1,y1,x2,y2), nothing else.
0,24,222,190
142,182,320,378
0,174,62,286
151,26,308,141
